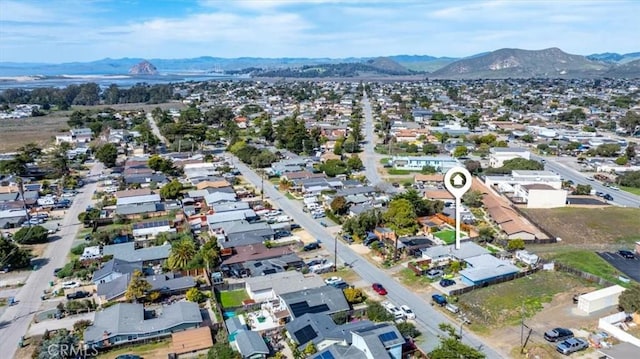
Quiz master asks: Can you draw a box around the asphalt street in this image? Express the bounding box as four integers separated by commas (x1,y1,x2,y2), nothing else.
0,162,103,359
231,156,505,358
362,92,383,187
531,154,640,208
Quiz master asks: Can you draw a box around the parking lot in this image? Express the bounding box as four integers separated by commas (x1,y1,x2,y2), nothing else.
597,251,640,282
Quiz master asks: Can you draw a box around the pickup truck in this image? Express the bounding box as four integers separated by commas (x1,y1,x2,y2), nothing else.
66,290,90,300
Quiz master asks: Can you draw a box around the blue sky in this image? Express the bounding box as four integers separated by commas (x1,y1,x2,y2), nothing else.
0,0,638,63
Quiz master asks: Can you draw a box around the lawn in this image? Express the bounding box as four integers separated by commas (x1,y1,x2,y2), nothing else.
396,268,435,290
457,271,592,331
386,168,422,175
97,340,172,359
544,250,625,285
433,230,467,245
217,289,250,308
379,157,391,165
621,186,640,196
522,207,640,247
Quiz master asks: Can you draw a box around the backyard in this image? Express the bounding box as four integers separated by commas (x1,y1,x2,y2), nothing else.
216,289,250,308
97,340,172,359
433,229,467,245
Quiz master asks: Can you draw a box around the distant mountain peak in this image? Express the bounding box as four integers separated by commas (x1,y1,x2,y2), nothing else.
129,60,158,75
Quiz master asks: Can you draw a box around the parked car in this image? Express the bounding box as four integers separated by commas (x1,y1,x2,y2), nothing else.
400,305,416,319
544,328,574,342
618,250,636,259
431,294,447,306
303,242,321,251
372,283,387,295
439,279,456,287
324,276,343,286
556,338,588,355
330,281,349,290
342,234,354,244
603,194,614,201
306,258,327,267
382,301,403,320
61,281,80,289
66,291,90,300
115,355,142,359
426,269,444,279
445,303,460,314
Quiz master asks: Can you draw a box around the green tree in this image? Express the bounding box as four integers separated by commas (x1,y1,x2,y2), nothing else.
319,159,349,177
615,156,629,165
619,283,640,313
125,269,151,301
259,118,275,142
572,184,592,195
393,189,443,217
346,155,363,171
366,301,394,322
160,179,183,200
423,143,439,155
0,236,32,269
13,225,48,244
207,342,240,359
462,190,483,208
463,112,480,131
520,134,534,143
430,323,486,359
626,142,636,159
477,226,495,243
343,287,366,304
185,288,205,303
396,322,420,338
94,143,118,167
37,329,79,359
333,137,344,155
506,238,526,251
168,237,197,271
383,199,418,236
303,342,317,355
453,146,468,158
330,196,349,215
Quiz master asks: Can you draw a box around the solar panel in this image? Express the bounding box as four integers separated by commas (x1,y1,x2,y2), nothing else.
294,325,318,345
378,331,399,343
289,301,330,318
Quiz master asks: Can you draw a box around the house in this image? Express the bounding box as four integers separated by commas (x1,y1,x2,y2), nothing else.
279,286,350,320
513,183,567,208
459,254,520,286
92,258,143,284
204,192,238,206
489,148,531,168
221,243,294,266
196,179,232,191
207,210,259,231
84,302,202,349
390,156,460,173
286,313,375,351
244,271,325,303
424,189,455,203
115,193,162,217
398,236,434,257
171,327,214,357
414,173,444,185
114,188,152,199
484,170,562,191
132,219,175,241
97,272,196,302
421,242,489,264
349,323,405,359
102,242,171,264
233,330,270,359
219,221,275,248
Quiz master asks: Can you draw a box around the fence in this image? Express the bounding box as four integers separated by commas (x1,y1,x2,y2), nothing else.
510,204,557,243
213,282,246,291
449,266,541,296
551,262,616,287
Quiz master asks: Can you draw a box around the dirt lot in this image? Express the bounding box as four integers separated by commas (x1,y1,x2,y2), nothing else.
0,115,69,152
523,207,640,250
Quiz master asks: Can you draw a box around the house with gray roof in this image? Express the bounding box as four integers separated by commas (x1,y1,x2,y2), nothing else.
115,193,162,217
459,253,520,286
244,271,324,302
84,302,202,349
207,210,258,230
350,323,405,359
211,201,250,213
286,313,374,351
420,241,489,263
279,286,349,320
234,330,270,359
102,242,171,264
97,272,196,302
204,192,237,206
92,258,142,284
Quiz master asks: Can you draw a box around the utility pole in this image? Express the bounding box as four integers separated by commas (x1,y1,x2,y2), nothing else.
17,178,31,226
334,234,338,273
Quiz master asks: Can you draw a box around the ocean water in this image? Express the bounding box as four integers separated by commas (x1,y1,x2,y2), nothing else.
0,73,248,90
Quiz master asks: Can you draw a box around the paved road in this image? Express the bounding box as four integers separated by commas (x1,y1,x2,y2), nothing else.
362,92,383,187
0,162,103,359
231,156,504,358
531,155,640,208
147,111,169,145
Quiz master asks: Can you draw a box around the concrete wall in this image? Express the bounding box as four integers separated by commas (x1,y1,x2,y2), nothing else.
598,312,640,347
527,189,567,208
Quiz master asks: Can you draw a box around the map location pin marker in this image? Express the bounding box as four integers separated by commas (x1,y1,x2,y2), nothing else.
444,167,472,249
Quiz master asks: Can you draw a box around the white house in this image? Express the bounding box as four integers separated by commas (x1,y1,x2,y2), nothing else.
484,170,562,191
513,183,567,208
390,156,460,173
489,148,531,168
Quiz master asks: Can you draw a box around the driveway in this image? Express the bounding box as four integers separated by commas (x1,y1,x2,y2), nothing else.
27,312,95,336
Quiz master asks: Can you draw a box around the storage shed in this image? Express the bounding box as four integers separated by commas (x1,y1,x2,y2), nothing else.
577,285,626,314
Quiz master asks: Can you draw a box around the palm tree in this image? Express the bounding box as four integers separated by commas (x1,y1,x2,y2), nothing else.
168,237,196,271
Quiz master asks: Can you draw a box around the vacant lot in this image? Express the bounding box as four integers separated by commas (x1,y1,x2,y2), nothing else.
523,207,640,248
0,115,69,152
457,271,594,331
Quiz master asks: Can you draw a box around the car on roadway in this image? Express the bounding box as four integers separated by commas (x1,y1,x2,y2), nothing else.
324,276,343,285
618,250,636,259
556,338,588,355
544,327,574,342
610,186,620,191
372,283,387,295
439,278,456,287
400,305,416,319
586,176,594,181
115,355,142,359
62,281,80,289
603,194,614,201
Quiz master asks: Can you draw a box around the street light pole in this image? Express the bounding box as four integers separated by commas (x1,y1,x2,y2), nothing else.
334,234,338,273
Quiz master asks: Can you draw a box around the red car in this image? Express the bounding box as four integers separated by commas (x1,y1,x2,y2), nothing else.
372,283,387,295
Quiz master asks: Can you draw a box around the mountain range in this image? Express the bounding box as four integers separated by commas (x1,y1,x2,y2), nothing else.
0,48,639,79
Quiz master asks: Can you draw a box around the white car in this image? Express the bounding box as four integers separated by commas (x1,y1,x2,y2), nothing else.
400,305,416,319
62,281,80,289
382,301,403,319
324,276,343,285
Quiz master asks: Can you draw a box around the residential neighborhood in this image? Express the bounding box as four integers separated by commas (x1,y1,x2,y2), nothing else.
0,77,639,359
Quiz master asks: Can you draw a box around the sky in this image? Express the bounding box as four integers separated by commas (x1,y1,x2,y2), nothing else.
0,0,639,63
